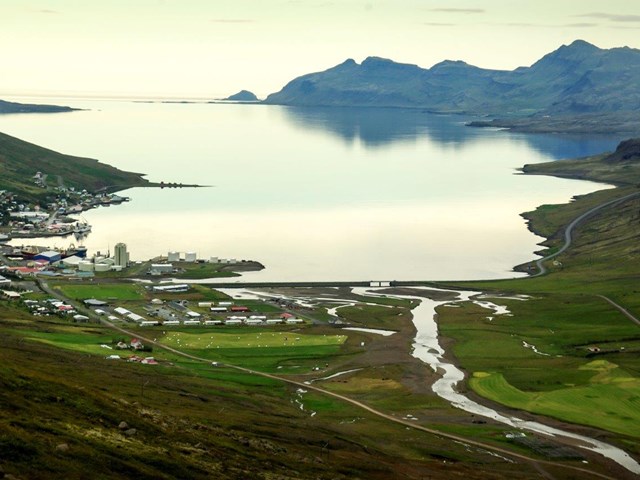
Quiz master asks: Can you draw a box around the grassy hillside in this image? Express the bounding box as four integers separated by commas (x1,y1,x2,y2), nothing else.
436,140,640,454
0,308,552,480
0,131,152,201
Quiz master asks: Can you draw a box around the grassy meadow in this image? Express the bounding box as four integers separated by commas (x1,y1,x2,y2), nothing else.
436,150,640,450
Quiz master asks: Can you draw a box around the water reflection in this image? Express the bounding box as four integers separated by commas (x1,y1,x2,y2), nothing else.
0,100,621,281
279,106,621,159
280,106,476,148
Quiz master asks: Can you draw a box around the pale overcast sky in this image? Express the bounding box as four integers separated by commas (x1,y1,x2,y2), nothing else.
2,0,639,99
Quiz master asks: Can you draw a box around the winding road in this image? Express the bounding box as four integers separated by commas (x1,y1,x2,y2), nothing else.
598,295,640,327
533,191,640,276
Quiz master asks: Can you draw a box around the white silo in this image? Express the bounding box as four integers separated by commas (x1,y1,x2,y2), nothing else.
78,261,95,272
94,263,110,272
185,252,197,262
168,251,180,262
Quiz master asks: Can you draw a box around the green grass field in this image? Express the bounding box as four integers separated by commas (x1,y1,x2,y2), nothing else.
13,323,350,375
438,292,640,439
436,151,640,443
17,327,160,358
160,329,348,372
471,365,640,437
162,330,346,349
54,283,145,301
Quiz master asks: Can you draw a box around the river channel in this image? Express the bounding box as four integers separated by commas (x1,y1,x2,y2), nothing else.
219,286,640,474
352,287,640,475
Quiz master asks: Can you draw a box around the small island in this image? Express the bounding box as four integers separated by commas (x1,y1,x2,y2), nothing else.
219,90,259,102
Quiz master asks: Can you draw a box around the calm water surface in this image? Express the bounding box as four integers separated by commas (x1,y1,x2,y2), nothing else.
0,98,620,281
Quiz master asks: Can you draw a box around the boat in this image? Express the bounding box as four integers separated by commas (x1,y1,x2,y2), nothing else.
73,221,92,234
20,245,49,258
20,243,87,259
62,243,88,258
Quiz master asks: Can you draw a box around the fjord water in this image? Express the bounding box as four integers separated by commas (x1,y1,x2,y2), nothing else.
0,98,619,281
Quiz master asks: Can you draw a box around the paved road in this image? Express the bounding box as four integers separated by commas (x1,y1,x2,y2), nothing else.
533,191,640,277
35,279,621,479
598,295,640,327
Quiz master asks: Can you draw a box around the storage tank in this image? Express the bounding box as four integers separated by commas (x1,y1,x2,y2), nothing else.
78,261,94,272
209,256,219,263
168,251,180,262
185,252,197,262
94,263,110,272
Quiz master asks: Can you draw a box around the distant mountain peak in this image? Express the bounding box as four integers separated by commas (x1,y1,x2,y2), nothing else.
362,56,392,64
566,39,599,49
548,39,601,59
431,59,471,70
264,40,640,116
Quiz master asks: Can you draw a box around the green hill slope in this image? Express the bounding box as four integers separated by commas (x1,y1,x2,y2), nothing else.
0,131,152,202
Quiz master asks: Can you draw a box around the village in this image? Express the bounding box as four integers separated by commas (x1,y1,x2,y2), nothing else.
0,171,129,241
0,238,309,367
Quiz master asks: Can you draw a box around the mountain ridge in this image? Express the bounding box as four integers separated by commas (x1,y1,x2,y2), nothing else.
264,40,640,121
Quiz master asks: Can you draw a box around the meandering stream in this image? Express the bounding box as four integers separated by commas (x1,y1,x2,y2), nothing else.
214,285,640,473
352,287,640,475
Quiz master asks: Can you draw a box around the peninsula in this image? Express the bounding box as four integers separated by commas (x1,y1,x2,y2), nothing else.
0,98,77,114
0,131,203,240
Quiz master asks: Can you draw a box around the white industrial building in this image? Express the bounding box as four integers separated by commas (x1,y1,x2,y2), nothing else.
62,256,83,268
150,264,173,274
152,283,189,293
114,243,129,268
127,313,145,323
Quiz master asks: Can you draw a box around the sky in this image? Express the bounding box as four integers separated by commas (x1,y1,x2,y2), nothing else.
2,0,640,99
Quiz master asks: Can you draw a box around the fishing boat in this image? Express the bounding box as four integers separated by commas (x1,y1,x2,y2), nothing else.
73,219,92,234
20,245,49,258
62,244,88,258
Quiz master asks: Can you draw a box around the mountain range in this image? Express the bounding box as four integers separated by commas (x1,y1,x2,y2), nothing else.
264,40,640,123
